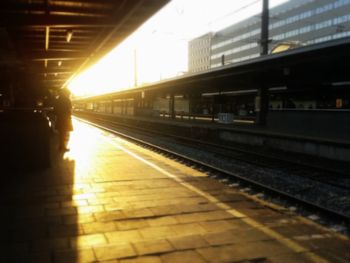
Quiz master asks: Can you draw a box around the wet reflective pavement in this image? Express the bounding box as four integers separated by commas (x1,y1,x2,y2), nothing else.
1,118,350,263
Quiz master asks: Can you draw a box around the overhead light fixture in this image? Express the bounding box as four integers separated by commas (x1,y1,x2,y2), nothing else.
45,27,50,50
58,61,62,67
66,29,73,43
54,73,58,77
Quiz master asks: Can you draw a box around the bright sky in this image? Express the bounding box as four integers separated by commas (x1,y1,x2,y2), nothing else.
68,0,288,98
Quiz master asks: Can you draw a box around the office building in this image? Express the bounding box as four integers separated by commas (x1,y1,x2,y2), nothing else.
188,0,350,71
188,32,213,73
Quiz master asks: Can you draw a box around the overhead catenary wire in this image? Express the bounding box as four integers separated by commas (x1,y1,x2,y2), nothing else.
206,0,262,26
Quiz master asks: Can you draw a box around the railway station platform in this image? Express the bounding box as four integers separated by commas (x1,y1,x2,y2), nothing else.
1,118,349,263
74,111,350,168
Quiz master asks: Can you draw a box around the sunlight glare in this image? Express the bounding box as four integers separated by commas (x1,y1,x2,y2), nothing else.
68,0,288,98
64,119,104,179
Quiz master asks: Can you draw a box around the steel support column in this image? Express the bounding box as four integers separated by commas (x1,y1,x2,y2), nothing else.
255,82,269,125
256,0,270,125
169,93,175,119
260,0,269,56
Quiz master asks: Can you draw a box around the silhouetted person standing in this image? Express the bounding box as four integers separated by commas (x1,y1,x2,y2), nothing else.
54,88,73,151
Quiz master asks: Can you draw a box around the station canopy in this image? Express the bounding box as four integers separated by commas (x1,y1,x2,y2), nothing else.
0,0,169,94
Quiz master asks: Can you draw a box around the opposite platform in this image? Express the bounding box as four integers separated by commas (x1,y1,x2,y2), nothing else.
1,118,349,263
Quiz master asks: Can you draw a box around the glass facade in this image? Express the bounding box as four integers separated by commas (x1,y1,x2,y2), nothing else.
189,0,350,72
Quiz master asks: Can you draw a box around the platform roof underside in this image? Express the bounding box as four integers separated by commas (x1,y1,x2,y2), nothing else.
0,0,169,92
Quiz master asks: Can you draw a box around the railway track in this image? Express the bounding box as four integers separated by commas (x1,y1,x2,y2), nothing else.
75,115,350,229
76,114,350,186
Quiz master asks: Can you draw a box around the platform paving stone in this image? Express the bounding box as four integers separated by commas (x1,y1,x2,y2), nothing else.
63,214,96,225
120,256,162,263
70,233,107,248
269,252,321,263
133,239,175,255
105,229,144,244
160,250,207,263
199,219,244,232
93,243,136,261
115,218,150,231
146,215,178,227
168,235,210,250
196,244,254,263
2,119,350,262
82,221,118,234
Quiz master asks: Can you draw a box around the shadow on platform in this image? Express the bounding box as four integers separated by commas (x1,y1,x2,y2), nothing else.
1,134,80,262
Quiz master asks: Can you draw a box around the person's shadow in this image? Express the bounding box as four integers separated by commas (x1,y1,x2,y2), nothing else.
1,131,80,262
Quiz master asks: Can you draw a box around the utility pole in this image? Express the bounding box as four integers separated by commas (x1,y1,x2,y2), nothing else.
134,49,138,87
256,0,269,125
260,0,269,55
221,54,225,66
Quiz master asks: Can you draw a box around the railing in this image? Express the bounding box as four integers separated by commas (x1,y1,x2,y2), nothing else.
158,111,255,124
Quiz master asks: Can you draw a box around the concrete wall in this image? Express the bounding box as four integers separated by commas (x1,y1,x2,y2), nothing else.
266,109,350,142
